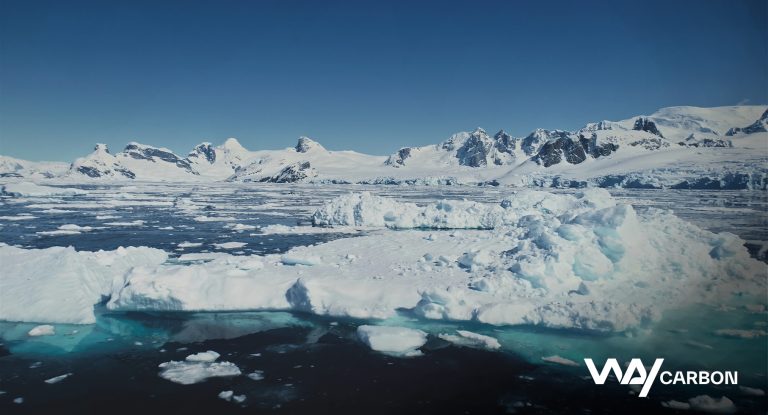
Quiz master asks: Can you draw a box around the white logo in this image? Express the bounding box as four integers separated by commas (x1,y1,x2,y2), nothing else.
584,358,738,398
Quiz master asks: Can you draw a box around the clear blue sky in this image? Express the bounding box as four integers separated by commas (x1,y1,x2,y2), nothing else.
1,0,765,161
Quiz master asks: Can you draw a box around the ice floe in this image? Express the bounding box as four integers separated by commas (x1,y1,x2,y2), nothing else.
158,350,241,385
1,182,87,197
357,325,428,357
438,330,501,350
213,241,247,250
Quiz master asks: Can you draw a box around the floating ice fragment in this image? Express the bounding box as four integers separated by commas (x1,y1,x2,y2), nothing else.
357,325,427,357
688,395,736,414
214,242,247,250
739,386,765,396
185,350,220,362
158,360,241,385
714,329,767,339
28,325,55,336
439,330,501,350
247,371,265,380
541,355,579,367
661,400,691,410
44,373,73,384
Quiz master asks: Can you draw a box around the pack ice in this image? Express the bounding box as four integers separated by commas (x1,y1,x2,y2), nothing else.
1,190,765,334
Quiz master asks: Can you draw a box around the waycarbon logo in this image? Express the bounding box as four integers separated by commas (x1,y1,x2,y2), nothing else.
584,358,738,398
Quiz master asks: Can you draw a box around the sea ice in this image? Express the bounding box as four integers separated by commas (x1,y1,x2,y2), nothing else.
1,182,87,197
357,325,428,357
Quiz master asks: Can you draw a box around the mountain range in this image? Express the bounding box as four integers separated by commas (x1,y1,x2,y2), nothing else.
1,105,766,189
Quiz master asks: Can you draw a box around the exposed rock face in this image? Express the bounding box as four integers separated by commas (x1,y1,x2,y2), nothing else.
262,161,317,183
579,134,620,158
77,165,136,179
521,129,569,156
385,147,413,167
632,118,664,138
455,128,521,167
123,143,196,173
456,128,495,167
533,137,586,167
628,136,669,150
189,143,216,163
726,109,768,136
72,144,137,179
533,133,619,167
492,130,516,165
678,134,732,148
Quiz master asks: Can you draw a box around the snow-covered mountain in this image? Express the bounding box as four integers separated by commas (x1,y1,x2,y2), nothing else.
0,155,69,179
1,105,766,189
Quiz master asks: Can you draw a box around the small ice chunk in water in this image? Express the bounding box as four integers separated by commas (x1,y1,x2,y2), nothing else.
218,390,234,401
541,355,579,367
13,397,23,404
159,350,240,385
247,371,265,380
661,400,691,410
158,360,241,385
233,395,247,403
357,325,427,357
214,242,247,250
28,325,55,336
438,330,501,350
739,386,765,396
44,373,73,384
185,350,220,362
688,395,736,414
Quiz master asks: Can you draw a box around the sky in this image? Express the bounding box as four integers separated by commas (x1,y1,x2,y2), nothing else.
0,0,766,161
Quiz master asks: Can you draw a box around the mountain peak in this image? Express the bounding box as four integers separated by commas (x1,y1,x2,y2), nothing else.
93,143,110,154
295,136,325,153
221,138,247,152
